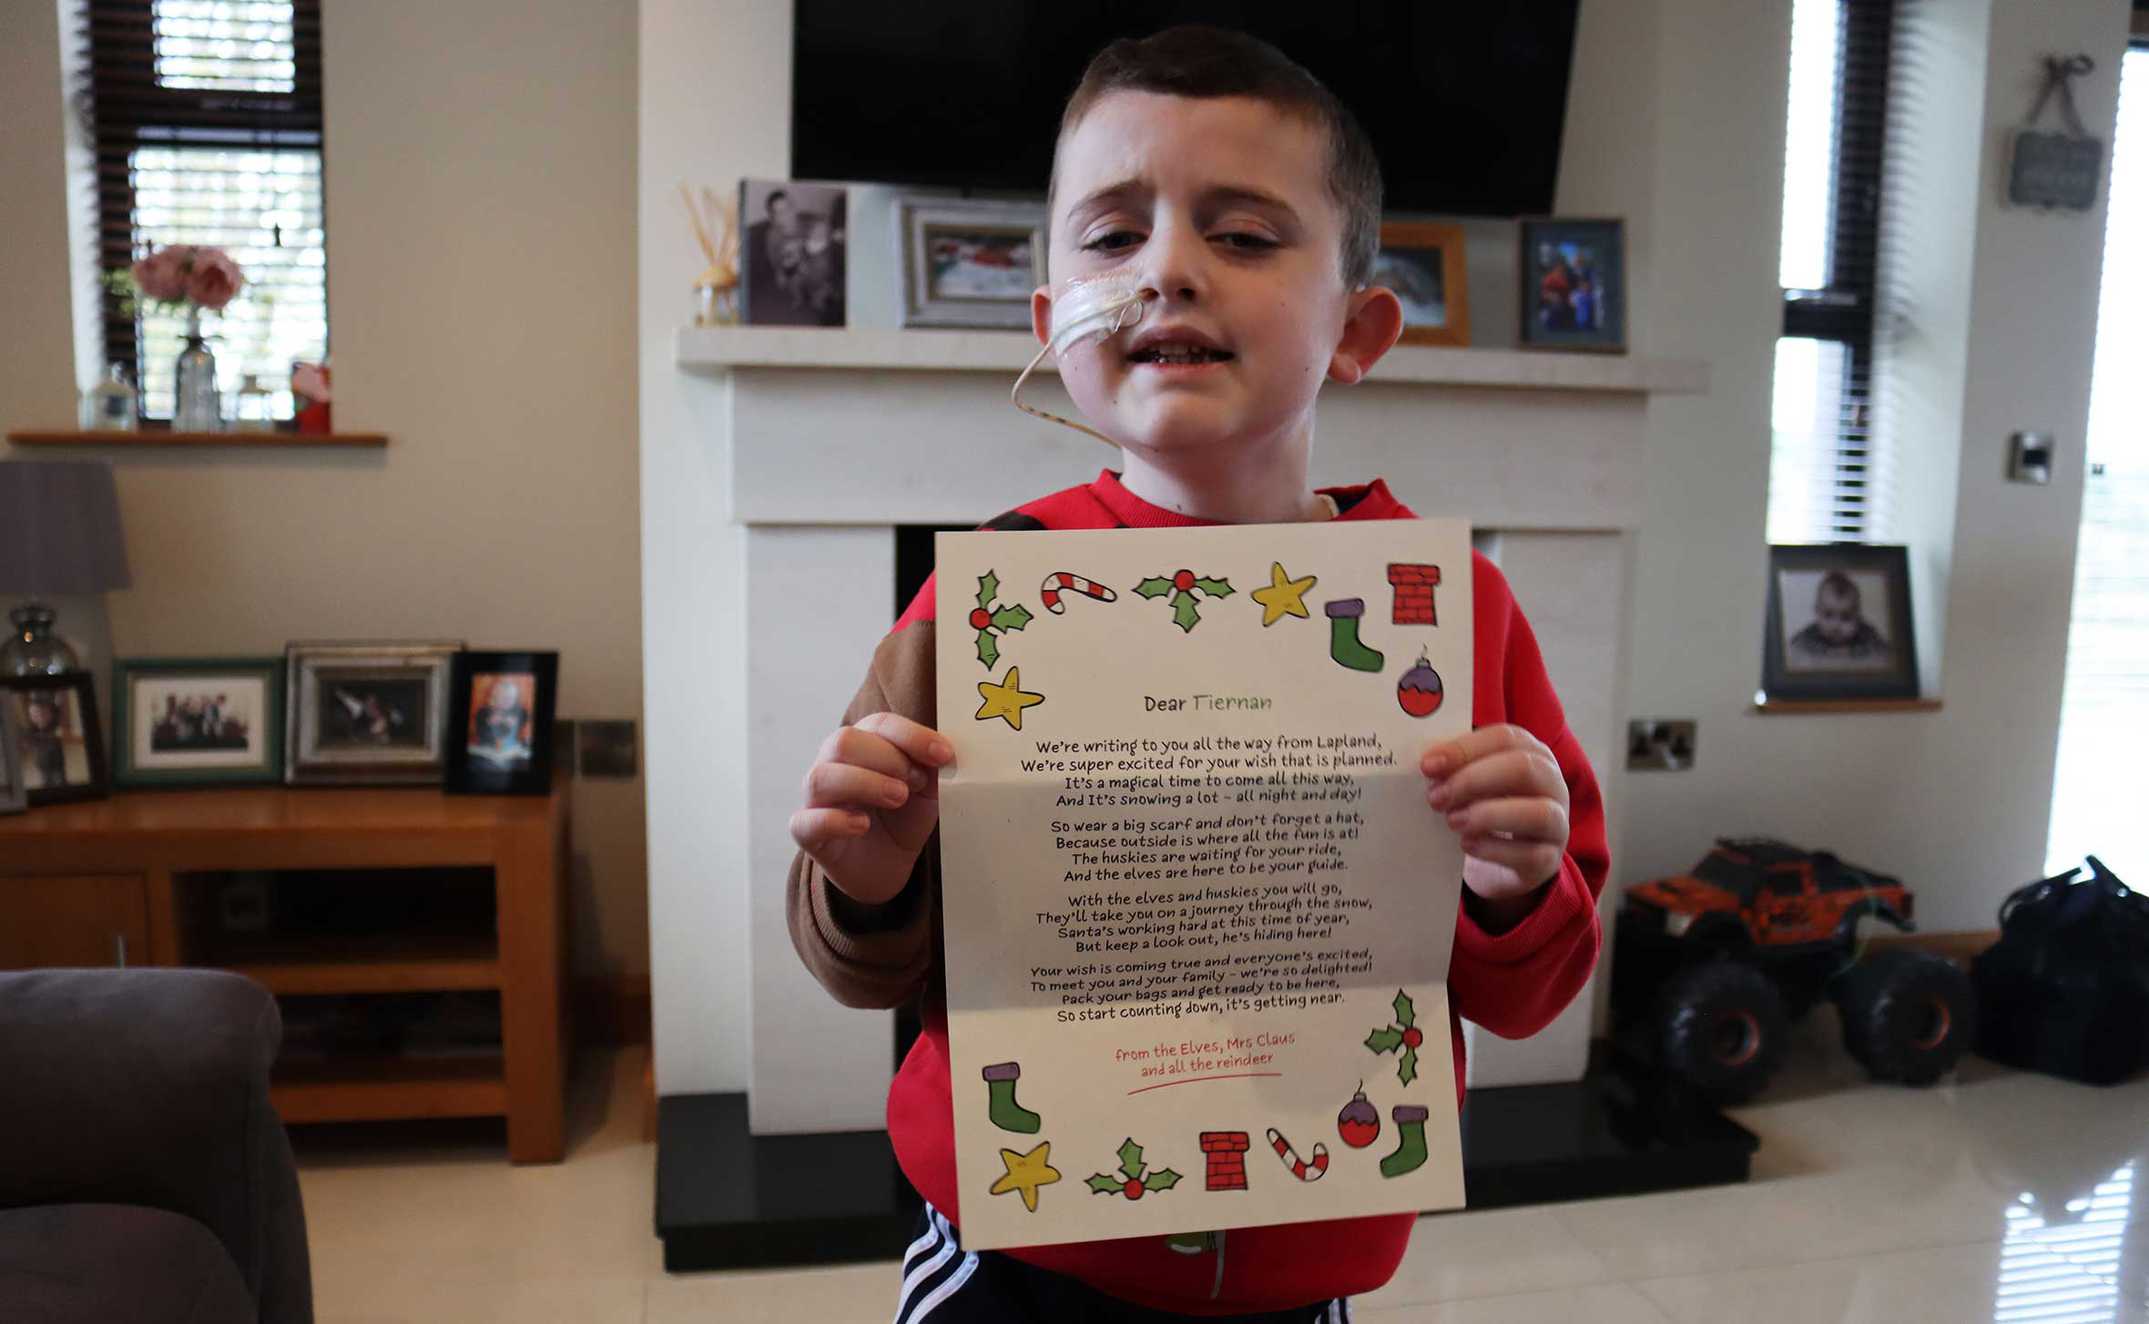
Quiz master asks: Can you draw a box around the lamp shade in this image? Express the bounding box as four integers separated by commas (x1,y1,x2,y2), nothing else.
0,460,132,597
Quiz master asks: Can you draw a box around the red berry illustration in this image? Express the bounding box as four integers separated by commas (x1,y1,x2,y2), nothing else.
1402,1027,1424,1049
1172,569,1196,591
1337,1086,1381,1149
968,607,992,630
1122,1178,1145,1200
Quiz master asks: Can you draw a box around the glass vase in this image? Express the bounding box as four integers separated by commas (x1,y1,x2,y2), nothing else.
174,306,223,431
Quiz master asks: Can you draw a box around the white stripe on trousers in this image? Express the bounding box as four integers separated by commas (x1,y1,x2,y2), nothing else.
893,1209,959,1319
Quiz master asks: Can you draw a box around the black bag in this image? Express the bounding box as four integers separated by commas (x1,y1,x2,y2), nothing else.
1971,856,2149,1085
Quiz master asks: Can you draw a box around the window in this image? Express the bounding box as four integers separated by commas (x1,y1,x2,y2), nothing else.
77,0,327,422
2047,43,2148,881
1768,0,1896,544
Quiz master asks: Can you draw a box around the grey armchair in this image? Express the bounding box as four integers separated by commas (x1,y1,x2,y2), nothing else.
0,968,313,1323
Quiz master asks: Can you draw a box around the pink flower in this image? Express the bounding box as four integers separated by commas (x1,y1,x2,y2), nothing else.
185,249,245,311
131,245,191,303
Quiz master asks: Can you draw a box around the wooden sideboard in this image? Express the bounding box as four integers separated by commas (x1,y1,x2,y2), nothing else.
0,774,569,1162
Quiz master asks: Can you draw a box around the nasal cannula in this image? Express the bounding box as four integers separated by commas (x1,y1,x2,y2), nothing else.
1010,273,1150,449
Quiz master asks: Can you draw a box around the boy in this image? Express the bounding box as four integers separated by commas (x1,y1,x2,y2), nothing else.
789,26,1607,1321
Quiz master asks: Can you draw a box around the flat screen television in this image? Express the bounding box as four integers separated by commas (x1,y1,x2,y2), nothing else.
792,3,1580,218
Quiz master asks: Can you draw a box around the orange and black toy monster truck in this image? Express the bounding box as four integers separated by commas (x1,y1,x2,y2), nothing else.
1613,838,1975,1102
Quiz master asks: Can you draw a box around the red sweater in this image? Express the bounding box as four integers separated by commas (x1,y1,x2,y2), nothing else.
797,470,1608,1314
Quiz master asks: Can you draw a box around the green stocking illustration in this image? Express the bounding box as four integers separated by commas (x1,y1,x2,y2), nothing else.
982,1061,1041,1134
1380,1105,1430,1178
1324,598,1385,672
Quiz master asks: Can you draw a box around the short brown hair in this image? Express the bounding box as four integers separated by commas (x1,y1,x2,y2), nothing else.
1050,25,1383,289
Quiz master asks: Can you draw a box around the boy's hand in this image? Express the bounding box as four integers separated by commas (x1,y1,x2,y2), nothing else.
1422,726,1571,932
789,713,954,907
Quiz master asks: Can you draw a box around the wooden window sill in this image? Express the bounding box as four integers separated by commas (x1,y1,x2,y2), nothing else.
1753,697,1944,715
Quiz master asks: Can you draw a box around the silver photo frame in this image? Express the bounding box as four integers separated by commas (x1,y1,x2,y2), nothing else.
897,196,1046,329
284,641,463,785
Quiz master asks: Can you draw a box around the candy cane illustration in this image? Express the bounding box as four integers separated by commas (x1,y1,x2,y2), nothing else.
1265,1127,1329,1182
1039,571,1118,615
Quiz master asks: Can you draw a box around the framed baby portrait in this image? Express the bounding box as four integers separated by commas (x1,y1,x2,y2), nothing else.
443,651,559,795
1373,221,1470,347
897,195,1046,329
1761,544,1920,702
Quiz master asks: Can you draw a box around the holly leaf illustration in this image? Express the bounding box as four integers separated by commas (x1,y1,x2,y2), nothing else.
977,630,1000,670
1172,592,1202,633
1365,1026,1405,1055
992,603,1033,632
976,571,998,611
1117,1138,1145,1182
1398,1046,1419,1088
1086,1173,1125,1195
1134,576,1173,600
1145,1168,1182,1192
1393,989,1416,1030
1194,577,1234,598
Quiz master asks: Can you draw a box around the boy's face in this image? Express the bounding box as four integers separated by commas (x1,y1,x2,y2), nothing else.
1037,92,1398,458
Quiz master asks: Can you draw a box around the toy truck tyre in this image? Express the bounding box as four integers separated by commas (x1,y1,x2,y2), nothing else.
1835,950,1975,1086
1658,959,1789,1102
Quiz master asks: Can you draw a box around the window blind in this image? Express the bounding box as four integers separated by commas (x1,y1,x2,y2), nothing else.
77,0,326,422
1769,0,1897,544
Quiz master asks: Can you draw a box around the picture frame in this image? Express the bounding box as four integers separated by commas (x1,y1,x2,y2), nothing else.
1762,544,1921,702
0,692,27,814
284,641,462,785
3,673,109,807
896,196,1046,330
1373,221,1470,347
1518,217,1626,352
738,178,849,327
112,657,285,788
443,651,559,795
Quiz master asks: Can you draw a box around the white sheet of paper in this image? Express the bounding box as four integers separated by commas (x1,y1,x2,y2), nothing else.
935,519,1473,1250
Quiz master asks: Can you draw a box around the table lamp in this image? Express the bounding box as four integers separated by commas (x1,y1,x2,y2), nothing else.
0,460,131,675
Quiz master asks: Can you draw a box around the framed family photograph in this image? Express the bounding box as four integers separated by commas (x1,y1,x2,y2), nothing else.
0,694,27,814
739,178,848,327
3,673,109,807
285,641,462,785
1373,221,1470,347
1762,544,1921,701
443,651,559,795
1519,217,1626,352
112,657,284,788
897,196,1046,329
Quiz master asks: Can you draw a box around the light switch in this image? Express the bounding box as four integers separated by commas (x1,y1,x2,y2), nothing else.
2009,431,2053,484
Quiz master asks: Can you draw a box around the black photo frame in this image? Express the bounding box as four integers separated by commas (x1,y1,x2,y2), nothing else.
1762,544,1920,702
1518,217,1627,352
444,651,559,795
4,673,111,807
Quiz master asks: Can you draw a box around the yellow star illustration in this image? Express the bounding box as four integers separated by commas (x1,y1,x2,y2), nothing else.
1250,561,1318,627
975,665,1045,730
989,1141,1062,1213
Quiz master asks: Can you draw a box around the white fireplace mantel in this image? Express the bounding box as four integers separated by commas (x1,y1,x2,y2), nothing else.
667,327,1705,1135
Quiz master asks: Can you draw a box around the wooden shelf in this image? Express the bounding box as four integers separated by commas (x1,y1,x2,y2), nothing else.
1753,697,1944,715
272,1052,507,1124
676,325,1710,395
209,933,502,995
7,429,387,448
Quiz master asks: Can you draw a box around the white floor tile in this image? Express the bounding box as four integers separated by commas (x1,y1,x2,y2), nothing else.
1354,1282,1670,1323
645,1260,895,1324
1357,1205,1614,1308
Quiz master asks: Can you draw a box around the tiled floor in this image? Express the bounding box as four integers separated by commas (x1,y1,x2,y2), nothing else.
295,1023,2149,1322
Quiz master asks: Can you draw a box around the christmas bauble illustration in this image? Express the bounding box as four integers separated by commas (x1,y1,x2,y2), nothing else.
1397,654,1444,718
1337,1086,1381,1149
